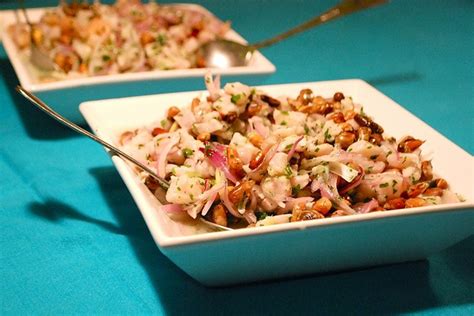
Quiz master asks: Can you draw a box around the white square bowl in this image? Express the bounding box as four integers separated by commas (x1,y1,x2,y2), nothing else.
80,79,473,286
1,5,275,124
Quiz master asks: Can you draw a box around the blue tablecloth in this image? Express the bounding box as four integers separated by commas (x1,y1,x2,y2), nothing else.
1,0,473,314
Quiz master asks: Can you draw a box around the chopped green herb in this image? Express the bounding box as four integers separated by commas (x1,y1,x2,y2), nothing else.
304,124,310,135
292,185,301,196
256,211,267,221
138,144,144,149
367,166,374,173
281,110,289,115
182,148,194,158
231,94,241,104
285,143,292,150
160,119,167,128
324,129,331,141
102,55,111,62
386,150,393,157
392,180,398,193
379,182,389,188
284,165,293,177
157,34,167,45
370,154,378,160
189,193,194,201
281,121,287,126
177,187,181,191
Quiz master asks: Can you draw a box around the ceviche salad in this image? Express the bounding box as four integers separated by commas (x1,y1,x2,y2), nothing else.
8,0,229,81
119,74,461,229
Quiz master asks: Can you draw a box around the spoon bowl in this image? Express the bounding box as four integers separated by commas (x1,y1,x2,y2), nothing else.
196,0,388,68
197,39,254,68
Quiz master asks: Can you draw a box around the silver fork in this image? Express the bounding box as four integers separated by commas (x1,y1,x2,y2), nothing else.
16,86,233,232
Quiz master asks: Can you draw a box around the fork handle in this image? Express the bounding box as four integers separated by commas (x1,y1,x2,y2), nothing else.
251,0,388,50
15,86,170,190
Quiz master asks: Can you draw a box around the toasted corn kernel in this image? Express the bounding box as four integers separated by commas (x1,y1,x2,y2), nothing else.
248,131,263,148
211,204,228,227
383,197,406,210
424,188,443,196
167,106,180,119
328,111,345,123
249,150,265,169
333,92,345,102
420,160,433,181
434,178,448,189
407,182,429,198
312,197,332,215
335,132,356,149
151,127,167,136
197,132,210,141
405,198,427,208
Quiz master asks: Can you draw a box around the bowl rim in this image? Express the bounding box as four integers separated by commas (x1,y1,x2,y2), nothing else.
79,78,474,248
1,4,276,92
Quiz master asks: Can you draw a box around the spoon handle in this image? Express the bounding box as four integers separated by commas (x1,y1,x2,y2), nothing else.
251,0,388,50
15,86,170,190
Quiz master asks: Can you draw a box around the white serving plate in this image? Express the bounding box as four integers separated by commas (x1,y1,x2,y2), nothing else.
1,5,275,123
80,79,474,286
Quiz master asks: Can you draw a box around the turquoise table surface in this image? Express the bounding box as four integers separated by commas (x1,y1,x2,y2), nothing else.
1,0,473,314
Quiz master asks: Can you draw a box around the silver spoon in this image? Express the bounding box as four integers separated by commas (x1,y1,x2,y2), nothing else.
197,0,388,68
18,0,59,72
15,86,233,231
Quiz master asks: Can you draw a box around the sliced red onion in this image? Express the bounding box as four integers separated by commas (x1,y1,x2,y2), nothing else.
204,72,221,101
287,136,304,161
198,182,225,201
319,175,355,214
249,191,258,211
252,118,269,138
355,198,379,213
311,179,321,193
160,204,184,213
243,211,257,224
200,143,238,183
201,193,217,216
213,143,227,155
339,166,364,194
157,134,180,178
220,180,243,218
174,108,196,131
248,143,280,176
186,202,205,219
247,119,254,133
